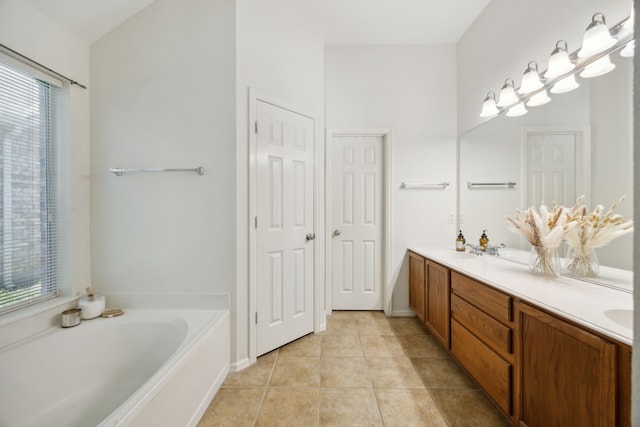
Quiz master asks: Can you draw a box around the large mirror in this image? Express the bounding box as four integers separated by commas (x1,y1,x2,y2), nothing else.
459,53,633,291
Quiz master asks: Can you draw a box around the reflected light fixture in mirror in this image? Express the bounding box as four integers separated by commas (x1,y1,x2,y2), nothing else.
545,40,575,79
480,92,500,117
496,78,519,107
506,102,527,117
580,54,616,78
526,88,551,107
619,5,635,57
550,74,580,93
578,12,617,57
620,40,635,57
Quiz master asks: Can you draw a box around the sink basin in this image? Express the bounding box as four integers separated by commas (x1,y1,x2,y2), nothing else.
604,309,633,329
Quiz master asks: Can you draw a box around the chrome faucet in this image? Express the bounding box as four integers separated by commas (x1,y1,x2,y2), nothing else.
465,243,483,255
485,243,507,256
465,243,506,256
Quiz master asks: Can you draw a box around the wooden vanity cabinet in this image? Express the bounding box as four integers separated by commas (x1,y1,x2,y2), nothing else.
408,251,425,322
450,272,515,418
516,302,629,427
425,260,450,348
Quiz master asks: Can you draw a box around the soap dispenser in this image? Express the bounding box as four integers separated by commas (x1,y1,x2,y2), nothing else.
456,230,466,252
479,230,489,251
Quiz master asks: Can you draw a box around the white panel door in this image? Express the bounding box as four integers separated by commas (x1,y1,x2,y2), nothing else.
331,135,383,310
526,132,576,208
256,101,314,356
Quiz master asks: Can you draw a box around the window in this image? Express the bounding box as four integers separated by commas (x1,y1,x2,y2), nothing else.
0,53,65,313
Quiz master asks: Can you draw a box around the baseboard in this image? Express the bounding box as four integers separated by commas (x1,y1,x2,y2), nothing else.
230,357,252,372
389,308,415,317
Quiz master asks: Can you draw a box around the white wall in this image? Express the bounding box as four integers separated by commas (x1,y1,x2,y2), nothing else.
235,0,326,365
457,0,629,134
0,0,91,298
90,0,236,297
325,45,458,315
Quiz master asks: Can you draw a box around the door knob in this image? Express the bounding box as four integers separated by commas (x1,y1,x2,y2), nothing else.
333,229,341,237
306,233,316,241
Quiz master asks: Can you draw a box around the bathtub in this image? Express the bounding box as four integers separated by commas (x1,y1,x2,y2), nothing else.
0,308,230,427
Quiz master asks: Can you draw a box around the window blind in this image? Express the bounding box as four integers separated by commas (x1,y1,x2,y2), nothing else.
0,53,64,313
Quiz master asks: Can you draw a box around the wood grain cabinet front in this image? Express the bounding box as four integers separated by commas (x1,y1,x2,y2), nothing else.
425,259,450,348
408,251,425,322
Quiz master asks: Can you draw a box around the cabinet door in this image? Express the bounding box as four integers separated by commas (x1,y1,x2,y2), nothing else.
408,251,425,322
517,303,616,427
425,260,450,348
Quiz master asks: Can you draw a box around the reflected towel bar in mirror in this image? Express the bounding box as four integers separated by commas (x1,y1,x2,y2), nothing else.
401,182,450,189
467,182,516,189
109,167,205,176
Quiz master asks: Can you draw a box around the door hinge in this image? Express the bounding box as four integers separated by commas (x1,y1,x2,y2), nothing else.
254,216,258,229
254,121,258,134
255,312,258,324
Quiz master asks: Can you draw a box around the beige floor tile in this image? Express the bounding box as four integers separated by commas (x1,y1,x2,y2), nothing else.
321,335,363,356
279,334,321,357
411,357,477,389
396,334,450,358
375,388,448,427
320,388,382,426
223,350,277,387
321,356,372,388
360,335,405,357
328,310,356,320
321,317,358,336
387,317,428,336
430,389,511,427
269,356,320,387
366,357,424,388
255,387,319,427
350,310,387,320
355,318,395,336
198,387,264,427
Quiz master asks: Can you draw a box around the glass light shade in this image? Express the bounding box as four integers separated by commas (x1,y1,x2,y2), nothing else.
496,79,519,107
620,40,635,57
480,92,500,117
518,62,544,95
550,74,580,94
506,102,527,117
580,54,616,78
578,13,617,57
621,5,634,35
526,89,551,107
545,41,575,79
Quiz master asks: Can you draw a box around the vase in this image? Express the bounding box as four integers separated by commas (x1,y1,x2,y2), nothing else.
565,246,599,278
528,245,560,277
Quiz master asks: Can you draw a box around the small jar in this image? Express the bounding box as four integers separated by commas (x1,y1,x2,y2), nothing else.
78,294,106,319
61,308,82,328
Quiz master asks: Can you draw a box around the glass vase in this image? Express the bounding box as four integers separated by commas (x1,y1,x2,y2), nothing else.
528,245,560,277
565,246,599,278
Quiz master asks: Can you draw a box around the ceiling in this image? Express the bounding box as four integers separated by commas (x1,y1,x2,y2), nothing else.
23,0,490,45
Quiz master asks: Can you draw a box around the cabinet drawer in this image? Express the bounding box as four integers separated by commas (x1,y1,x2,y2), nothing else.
451,272,512,324
451,294,511,358
451,320,511,415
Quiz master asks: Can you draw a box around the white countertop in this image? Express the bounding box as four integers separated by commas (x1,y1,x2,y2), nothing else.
409,246,633,346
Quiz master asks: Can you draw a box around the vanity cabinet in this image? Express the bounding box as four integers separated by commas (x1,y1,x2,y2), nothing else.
425,259,450,348
450,272,515,417
516,302,628,427
408,251,425,322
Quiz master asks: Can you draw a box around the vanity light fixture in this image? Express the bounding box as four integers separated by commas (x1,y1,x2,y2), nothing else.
620,40,635,57
578,13,617,57
550,74,580,94
526,89,551,107
545,40,575,79
480,92,500,117
506,102,527,117
580,54,616,78
518,61,544,95
496,78,519,107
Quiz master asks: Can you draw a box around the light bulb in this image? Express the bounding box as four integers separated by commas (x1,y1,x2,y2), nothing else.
550,74,580,94
545,40,575,79
526,89,551,107
578,13,617,58
518,61,544,95
580,54,616,78
496,78,519,107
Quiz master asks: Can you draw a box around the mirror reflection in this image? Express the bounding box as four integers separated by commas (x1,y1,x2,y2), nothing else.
459,54,633,289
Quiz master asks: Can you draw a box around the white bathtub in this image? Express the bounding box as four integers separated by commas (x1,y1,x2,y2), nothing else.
0,308,230,427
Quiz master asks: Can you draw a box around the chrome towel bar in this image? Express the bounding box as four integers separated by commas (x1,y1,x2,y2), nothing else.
467,181,516,189
110,167,205,176
400,182,449,189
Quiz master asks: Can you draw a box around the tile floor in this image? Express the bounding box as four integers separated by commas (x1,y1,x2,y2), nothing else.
198,311,511,426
